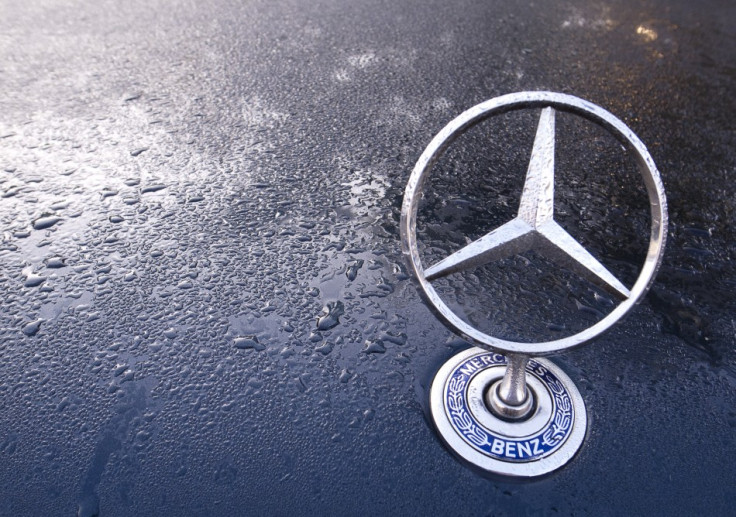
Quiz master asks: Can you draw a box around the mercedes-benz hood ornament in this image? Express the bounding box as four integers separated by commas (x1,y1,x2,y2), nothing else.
401,91,667,477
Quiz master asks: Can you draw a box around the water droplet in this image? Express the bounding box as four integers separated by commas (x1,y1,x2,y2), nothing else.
317,301,344,330
346,259,364,281
122,91,142,102
141,184,166,194
362,339,386,354
379,331,407,346
234,336,265,351
339,369,353,383
593,291,614,307
45,257,66,268
575,300,604,318
22,319,43,336
24,274,47,287
2,186,21,198
32,215,62,230
315,342,333,355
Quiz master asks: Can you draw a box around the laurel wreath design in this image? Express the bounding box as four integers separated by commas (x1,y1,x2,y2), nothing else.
541,377,572,446
446,357,573,457
447,377,491,448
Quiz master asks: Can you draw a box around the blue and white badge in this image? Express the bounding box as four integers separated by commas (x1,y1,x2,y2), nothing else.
430,349,586,477
445,353,573,461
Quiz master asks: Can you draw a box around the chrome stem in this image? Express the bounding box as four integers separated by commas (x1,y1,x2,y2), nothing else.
486,354,534,421
498,354,530,406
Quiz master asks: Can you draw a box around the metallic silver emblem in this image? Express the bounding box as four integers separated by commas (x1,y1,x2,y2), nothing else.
401,92,667,477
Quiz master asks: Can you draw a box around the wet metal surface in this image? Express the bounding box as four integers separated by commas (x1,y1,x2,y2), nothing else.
1,0,735,515
400,92,668,355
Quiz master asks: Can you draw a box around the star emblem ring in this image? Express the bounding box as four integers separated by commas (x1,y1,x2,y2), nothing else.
401,91,667,356
400,91,668,477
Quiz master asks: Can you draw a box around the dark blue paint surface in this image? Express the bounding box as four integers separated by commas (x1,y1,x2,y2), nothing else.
1,0,734,515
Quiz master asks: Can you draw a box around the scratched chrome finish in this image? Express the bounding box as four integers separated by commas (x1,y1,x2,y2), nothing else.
401,91,668,356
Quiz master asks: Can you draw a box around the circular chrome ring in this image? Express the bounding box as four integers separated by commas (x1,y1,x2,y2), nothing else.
430,348,586,477
400,91,668,356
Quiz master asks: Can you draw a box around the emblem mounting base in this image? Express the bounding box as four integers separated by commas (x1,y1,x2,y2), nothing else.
431,348,586,478
486,380,535,421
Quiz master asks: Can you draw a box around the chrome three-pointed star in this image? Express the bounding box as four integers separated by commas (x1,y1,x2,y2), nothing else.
423,107,630,299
